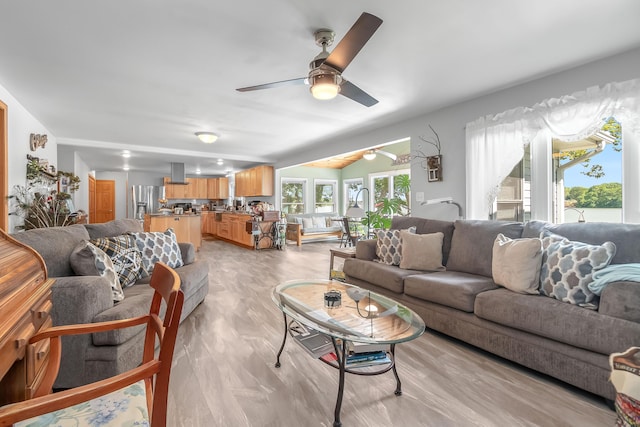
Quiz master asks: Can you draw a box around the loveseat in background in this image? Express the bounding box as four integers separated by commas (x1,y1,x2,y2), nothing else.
285,212,343,246
343,217,640,401
11,219,209,389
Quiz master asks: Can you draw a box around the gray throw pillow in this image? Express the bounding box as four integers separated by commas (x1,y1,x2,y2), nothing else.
399,231,445,271
70,240,124,302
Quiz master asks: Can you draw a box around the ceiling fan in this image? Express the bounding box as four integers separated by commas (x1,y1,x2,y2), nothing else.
236,12,383,107
363,149,396,161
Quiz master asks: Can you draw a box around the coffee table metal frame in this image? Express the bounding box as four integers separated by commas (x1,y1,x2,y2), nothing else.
272,279,425,427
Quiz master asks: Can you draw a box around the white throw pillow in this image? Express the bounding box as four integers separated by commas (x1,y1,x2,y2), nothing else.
302,217,314,229
399,231,445,271
312,216,326,228
491,233,543,294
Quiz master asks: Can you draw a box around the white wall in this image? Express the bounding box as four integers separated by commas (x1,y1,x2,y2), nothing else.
275,47,640,221
0,83,57,232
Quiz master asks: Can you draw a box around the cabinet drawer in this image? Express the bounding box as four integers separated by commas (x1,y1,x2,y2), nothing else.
27,316,52,385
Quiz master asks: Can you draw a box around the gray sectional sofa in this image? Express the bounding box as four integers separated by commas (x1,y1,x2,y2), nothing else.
11,219,209,388
343,217,640,401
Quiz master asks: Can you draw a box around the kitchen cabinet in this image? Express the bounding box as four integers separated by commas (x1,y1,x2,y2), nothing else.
163,177,186,199
207,178,218,199
218,213,253,247
145,214,201,250
165,177,208,199
201,212,216,235
217,177,229,199
235,165,274,197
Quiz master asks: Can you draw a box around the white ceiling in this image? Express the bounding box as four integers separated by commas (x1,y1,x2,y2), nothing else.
2,0,640,176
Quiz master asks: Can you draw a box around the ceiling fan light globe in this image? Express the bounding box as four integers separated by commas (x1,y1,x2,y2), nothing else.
311,83,340,100
363,150,376,160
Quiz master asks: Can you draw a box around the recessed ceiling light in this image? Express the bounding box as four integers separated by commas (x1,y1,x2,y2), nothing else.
195,132,218,143
123,166,130,171
216,159,224,165
122,150,131,158
196,169,201,175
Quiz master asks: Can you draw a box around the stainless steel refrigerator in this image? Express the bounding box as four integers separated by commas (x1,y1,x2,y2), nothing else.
131,185,166,219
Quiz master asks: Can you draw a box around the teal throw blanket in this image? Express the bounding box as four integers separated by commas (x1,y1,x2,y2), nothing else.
588,263,640,295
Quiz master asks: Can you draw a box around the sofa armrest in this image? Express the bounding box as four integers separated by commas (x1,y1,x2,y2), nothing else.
51,276,114,326
599,281,640,323
355,239,377,261
179,242,195,265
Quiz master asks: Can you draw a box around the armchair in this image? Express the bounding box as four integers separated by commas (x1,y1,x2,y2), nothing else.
0,263,184,427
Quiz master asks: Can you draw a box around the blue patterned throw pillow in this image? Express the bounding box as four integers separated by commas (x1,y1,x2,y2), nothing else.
540,233,616,308
70,241,125,302
129,228,184,274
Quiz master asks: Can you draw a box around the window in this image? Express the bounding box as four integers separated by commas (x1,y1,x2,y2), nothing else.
314,180,337,213
343,178,363,214
555,118,622,223
494,144,531,222
281,179,305,214
369,169,410,215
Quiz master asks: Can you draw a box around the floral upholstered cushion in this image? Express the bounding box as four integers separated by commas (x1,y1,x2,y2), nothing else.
15,380,149,427
129,228,184,274
375,227,416,266
70,241,125,302
90,235,147,288
540,232,616,308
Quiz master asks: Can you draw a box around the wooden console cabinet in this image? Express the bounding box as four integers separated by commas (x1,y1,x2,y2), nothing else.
0,228,54,405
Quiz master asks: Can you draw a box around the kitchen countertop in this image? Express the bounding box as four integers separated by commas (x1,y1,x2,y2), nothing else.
148,213,201,217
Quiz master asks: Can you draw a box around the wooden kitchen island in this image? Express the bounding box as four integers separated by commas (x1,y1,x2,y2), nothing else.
144,213,202,250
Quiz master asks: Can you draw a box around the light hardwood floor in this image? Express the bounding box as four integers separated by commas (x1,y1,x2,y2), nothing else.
167,238,615,427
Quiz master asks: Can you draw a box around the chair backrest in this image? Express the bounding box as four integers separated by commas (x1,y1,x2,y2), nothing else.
0,262,184,427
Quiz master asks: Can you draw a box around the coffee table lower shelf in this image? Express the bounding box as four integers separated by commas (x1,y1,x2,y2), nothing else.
274,315,402,427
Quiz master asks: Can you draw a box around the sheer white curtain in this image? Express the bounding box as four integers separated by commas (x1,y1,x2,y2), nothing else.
465,78,640,220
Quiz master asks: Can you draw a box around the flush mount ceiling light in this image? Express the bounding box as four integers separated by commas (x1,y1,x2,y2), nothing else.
195,132,218,144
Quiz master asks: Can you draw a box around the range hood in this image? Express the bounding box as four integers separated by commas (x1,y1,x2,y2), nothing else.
168,162,188,185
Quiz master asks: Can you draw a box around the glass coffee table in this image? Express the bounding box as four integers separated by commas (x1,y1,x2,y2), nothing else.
272,279,425,427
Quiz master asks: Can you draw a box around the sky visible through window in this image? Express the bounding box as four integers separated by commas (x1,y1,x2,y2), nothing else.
563,141,621,188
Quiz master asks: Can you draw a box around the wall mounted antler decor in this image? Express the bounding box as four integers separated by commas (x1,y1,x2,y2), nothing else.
413,125,443,182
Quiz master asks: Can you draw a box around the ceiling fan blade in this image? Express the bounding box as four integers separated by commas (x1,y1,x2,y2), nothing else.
323,12,383,73
236,77,307,92
339,80,378,107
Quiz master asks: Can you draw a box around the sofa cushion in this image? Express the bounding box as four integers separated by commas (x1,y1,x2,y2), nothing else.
540,234,616,307
375,227,416,266
343,258,422,294
474,288,640,356
399,231,445,271
91,235,148,288
491,233,542,294
129,228,184,273
447,220,524,277
84,219,143,240
302,217,314,229
10,224,90,277
403,272,498,312
70,241,124,302
92,283,155,345
391,217,455,265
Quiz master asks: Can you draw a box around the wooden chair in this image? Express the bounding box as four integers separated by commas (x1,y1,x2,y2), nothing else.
340,217,360,248
0,262,184,427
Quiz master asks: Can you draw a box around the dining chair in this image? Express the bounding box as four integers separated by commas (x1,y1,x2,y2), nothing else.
340,217,359,248
0,262,184,427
